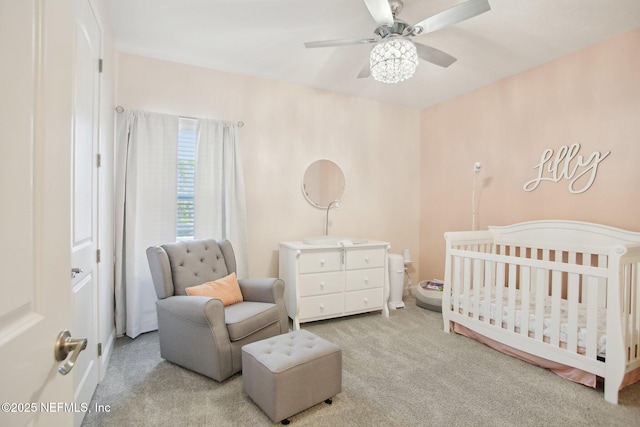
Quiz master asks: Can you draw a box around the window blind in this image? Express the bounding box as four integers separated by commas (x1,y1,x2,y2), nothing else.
177,117,198,240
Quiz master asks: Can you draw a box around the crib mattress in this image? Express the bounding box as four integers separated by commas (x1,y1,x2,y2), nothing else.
451,290,607,357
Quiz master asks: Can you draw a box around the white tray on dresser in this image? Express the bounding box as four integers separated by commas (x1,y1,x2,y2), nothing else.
279,239,390,330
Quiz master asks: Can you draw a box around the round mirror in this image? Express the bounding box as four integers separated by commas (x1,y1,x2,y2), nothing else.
302,160,345,208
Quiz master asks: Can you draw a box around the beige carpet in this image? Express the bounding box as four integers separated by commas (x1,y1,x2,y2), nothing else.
82,297,640,426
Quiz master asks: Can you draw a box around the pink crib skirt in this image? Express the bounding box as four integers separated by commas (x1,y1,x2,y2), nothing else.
453,322,640,390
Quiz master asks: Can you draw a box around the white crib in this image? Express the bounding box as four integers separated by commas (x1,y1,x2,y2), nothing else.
443,220,640,404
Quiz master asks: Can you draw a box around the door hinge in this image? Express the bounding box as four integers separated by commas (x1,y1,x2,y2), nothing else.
97,342,102,357
96,249,101,263
98,58,103,73
96,153,101,168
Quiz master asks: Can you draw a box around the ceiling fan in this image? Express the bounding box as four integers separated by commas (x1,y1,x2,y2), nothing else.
304,0,491,83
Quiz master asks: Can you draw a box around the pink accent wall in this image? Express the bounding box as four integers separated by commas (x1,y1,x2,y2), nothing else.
419,28,640,281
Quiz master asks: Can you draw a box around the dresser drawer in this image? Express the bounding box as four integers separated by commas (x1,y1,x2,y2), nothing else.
298,294,344,320
346,248,386,270
345,267,385,291
298,250,342,274
298,271,344,297
345,288,384,313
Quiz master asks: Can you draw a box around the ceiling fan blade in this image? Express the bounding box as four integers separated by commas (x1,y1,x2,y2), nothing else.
410,0,490,35
304,38,377,48
414,42,457,68
363,0,394,27
356,63,371,79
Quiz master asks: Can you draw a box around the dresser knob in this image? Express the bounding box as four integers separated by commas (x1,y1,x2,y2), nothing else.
319,304,325,310
319,281,325,288
320,259,325,266
363,298,368,304
364,257,370,263
364,277,369,284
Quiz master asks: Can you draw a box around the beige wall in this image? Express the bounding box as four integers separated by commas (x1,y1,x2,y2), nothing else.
117,53,421,279
419,28,640,281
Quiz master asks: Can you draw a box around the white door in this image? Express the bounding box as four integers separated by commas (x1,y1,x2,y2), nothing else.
70,0,101,425
0,1,100,426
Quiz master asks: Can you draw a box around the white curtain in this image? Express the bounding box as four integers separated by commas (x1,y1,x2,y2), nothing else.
195,119,249,278
115,111,249,338
115,111,179,338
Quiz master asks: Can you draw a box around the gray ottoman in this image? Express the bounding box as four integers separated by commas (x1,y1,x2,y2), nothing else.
242,329,342,423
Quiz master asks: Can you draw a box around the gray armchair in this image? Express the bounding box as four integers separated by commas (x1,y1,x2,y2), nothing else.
146,238,288,381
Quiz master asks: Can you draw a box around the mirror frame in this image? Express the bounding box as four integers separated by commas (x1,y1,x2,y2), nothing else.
301,159,346,209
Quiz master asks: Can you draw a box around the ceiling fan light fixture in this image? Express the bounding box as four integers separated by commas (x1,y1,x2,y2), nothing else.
370,37,418,84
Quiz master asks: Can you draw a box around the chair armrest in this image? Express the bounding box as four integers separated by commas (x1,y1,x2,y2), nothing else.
238,278,284,304
156,295,226,326
238,278,288,334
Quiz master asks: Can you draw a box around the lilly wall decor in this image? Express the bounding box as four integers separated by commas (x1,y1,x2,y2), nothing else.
523,143,611,194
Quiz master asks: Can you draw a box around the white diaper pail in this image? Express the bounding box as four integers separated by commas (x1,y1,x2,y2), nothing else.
388,253,405,309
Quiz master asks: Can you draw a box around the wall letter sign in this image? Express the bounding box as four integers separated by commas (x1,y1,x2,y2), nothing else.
523,143,610,194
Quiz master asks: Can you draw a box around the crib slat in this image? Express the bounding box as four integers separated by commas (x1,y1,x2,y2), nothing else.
536,250,550,342
580,253,589,306
583,253,598,359
507,245,517,332
520,264,531,337
483,258,492,324
535,266,546,341
550,250,562,347
632,261,640,363
542,249,550,296
495,247,505,328
472,257,482,320
623,262,635,359
567,252,579,353
598,254,608,309
463,257,471,317
453,256,461,314
621,264,629,359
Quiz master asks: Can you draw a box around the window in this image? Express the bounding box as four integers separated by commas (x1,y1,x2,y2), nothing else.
177,117,198,240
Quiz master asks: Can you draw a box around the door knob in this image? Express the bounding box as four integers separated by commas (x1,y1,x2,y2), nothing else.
71,267,83,279
54,330,87,375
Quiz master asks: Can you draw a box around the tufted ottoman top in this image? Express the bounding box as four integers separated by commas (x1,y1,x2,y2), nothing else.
242,329,340,373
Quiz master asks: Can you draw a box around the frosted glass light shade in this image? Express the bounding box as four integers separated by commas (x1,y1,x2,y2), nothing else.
370,38,418,84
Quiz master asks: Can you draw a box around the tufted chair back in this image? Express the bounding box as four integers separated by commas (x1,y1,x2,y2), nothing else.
147,239,238,299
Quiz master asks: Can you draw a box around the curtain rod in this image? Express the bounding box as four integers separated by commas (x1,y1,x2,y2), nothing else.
115,106,244,127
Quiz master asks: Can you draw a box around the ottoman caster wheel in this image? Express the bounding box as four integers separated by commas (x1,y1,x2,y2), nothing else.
325,399,332,405
281,419,290,425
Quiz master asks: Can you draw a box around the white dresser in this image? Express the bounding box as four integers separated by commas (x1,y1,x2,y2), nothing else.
279,240,390,330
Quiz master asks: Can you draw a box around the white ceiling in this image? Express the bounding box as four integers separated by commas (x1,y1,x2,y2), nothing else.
105,0,640,110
